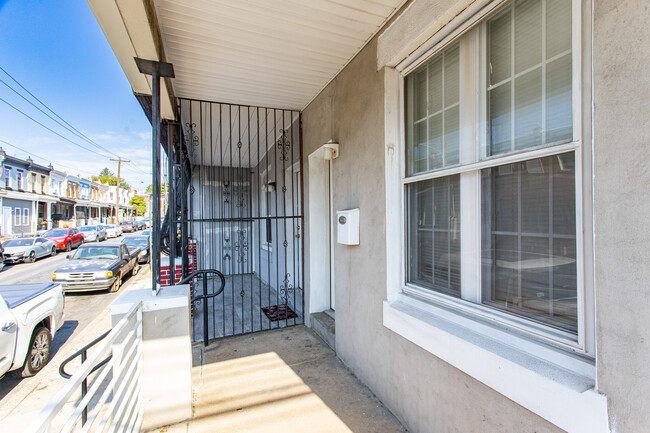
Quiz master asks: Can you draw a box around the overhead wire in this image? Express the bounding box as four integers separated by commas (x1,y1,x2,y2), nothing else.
0,65,151,176
0,138,96,178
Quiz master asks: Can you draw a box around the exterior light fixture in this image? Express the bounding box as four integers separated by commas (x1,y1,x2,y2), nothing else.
323,140,339,160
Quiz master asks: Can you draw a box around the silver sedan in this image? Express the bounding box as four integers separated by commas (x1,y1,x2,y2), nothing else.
3,237,57,263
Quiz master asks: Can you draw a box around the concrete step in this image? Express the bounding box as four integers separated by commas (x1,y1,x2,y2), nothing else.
310,311,335,351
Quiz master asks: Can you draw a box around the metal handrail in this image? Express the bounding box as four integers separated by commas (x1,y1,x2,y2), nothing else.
27,301,143,433
179,269,226,346
58,329,112,426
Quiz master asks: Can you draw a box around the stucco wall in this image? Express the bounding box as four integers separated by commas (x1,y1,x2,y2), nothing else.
592,0,650,432
301,34,561,433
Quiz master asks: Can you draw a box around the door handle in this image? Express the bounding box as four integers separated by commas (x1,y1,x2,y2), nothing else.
1,322,16,332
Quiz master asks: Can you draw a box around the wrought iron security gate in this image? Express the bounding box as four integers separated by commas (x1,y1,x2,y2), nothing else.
179,99,303,341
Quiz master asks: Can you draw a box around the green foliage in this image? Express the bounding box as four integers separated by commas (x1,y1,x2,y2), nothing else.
130,195,147,216
95,167,131,190
145,182,168,194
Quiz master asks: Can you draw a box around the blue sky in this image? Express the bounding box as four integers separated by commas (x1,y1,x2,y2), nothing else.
0,0,152,193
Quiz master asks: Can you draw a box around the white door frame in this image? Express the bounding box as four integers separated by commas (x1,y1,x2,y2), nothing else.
307,146,336,318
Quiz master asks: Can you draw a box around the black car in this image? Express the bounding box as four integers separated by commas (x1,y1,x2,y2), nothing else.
52,243,141,293
122,235,150,264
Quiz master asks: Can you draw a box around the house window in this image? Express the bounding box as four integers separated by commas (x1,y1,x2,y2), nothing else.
31,173,36,192
14,208,21,225
403,0,581,342
4,168,10,188
17,171,23,189
41,175,46,194
23,208,29,226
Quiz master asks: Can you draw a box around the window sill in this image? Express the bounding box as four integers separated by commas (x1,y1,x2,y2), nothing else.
383,294,609,433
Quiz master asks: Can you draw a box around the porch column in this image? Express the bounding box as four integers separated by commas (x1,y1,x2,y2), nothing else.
46,201,52,229
135,58,175,294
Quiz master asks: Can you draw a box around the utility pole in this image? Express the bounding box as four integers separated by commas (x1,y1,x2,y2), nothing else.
110,157,130,223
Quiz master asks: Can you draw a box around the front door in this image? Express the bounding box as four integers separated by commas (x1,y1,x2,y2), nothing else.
2,207,12,237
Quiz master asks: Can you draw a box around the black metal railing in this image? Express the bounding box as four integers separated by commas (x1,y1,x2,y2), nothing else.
179,269,226,346
59,330,112,426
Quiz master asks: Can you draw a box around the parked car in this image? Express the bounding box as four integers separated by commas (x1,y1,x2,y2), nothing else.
0,283,65,377
141,229,150,238
122,235,150,264
104,224,119,238
120,221,135,233
133,220,146,230
78,225,107,242
52,242,141,293
2,238,57,263
42,228,84,252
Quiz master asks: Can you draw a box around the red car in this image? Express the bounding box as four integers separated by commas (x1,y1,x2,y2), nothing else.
42,228,84,252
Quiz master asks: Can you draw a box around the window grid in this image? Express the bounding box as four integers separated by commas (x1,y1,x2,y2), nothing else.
482,156,577,333
408,44,460,176
487,0,573,156
402,0,582,344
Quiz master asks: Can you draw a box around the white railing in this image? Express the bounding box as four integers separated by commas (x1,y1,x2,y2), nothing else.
26,302,144,433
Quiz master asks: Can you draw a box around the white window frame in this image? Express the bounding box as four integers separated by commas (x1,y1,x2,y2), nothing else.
23,208,29,226
4,167,11,188
383,1,606,432
14,208,21,226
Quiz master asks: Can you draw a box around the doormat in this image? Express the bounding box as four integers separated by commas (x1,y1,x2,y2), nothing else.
261,304,298,321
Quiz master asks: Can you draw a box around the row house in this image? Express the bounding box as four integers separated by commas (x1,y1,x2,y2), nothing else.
63,1,650,432
0,150,139,236
0,149,57,236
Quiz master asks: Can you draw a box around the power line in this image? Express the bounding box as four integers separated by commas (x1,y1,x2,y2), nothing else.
0,76,122,159
0,65,125,160
0,65,151,175
0,138,95,177
0,95,116,159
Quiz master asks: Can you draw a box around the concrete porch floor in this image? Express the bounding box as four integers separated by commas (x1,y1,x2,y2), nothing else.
146,325,407,433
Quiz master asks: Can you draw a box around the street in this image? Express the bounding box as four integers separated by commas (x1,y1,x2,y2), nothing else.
0,232,146,408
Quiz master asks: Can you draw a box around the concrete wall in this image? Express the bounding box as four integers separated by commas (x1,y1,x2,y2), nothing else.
301,31,562,433
592,0,650,432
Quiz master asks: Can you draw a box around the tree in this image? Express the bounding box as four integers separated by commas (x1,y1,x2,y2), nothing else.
130,196,147,216
93,167,131,190
146,182,168,194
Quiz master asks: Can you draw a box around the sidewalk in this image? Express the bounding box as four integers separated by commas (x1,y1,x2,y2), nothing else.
0,267,153,432
147,325,407,433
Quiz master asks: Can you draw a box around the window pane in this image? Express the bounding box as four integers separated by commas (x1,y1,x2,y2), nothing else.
481,152,577,333
514,68,543,150
487,0,572,156
546,54,572,143
428,58,443,114
444,105,460,166
428,114,443,170
444,46,460,106
406,44,460,176
514,0,542,74
413,69,427,120
489,83,512,154
546,0,572,59
488,9,511,85
407,175,461,297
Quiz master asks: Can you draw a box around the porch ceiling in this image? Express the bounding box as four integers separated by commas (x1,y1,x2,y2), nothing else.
155,0,406,110
88,0,407,116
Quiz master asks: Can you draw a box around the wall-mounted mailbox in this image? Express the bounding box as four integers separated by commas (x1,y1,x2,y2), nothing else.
336,208,359,245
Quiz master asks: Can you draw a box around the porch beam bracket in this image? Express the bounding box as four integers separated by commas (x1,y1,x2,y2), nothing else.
135,57,175,295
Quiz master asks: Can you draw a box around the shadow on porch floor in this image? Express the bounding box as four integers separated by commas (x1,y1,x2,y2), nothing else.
146,326,407,433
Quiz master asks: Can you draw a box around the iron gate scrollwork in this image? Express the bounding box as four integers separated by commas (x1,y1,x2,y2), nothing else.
179,99,304,341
